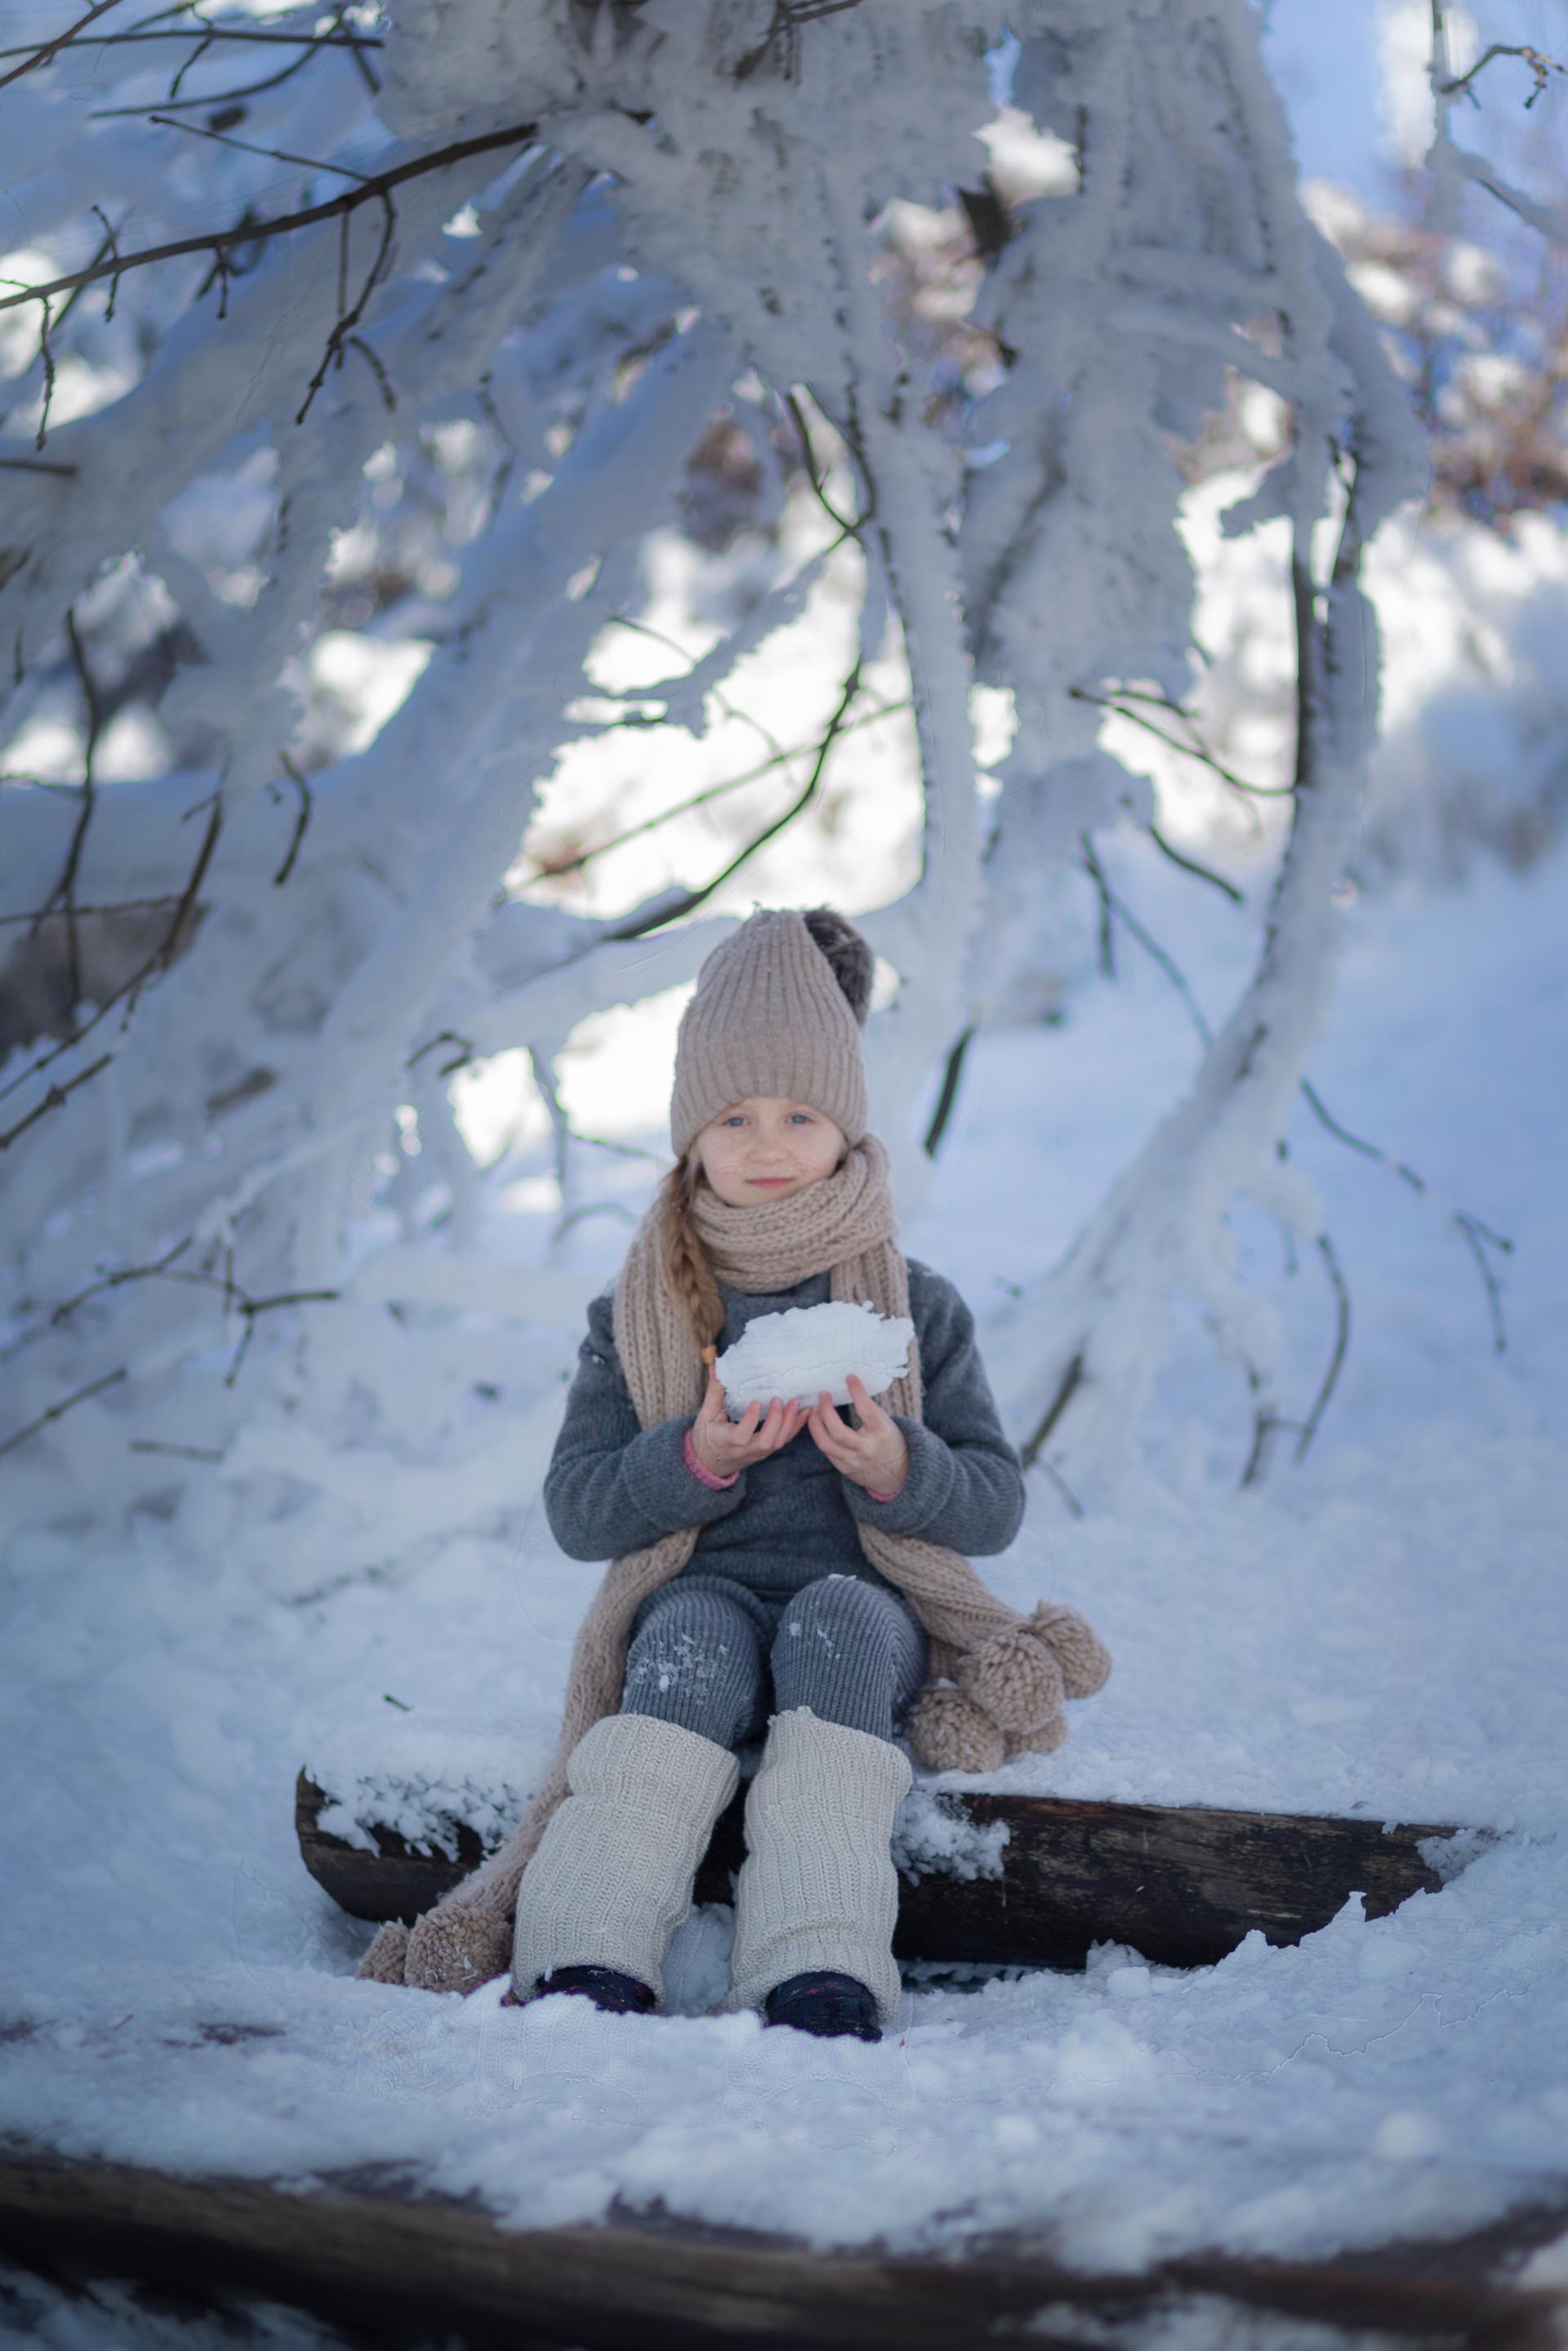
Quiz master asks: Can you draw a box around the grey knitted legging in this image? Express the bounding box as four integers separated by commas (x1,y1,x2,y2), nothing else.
621,1571,929,1748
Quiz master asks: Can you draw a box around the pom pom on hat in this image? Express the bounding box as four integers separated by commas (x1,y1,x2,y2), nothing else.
800,906,874,1026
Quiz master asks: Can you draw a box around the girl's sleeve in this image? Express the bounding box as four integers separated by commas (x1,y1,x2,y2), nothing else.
542,1289,752,1561
843,1261,1025,1555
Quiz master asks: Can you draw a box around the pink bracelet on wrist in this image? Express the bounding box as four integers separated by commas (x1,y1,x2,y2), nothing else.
684,1426,737,1491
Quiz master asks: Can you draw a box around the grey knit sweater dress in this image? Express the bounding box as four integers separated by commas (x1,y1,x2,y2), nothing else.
543,1262,1026,1748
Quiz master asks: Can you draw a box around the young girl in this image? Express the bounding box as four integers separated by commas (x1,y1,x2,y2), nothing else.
359,907,1109,2037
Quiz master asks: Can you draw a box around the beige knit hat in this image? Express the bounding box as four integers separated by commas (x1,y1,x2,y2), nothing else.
670,908,870,1157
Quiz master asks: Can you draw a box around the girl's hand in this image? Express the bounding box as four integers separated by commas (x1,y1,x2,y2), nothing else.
689,1366,808,1479
807,1374,909,1498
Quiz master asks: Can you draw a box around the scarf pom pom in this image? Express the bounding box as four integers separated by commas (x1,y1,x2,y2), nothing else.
358,1920,412,1984
1026,1602,1112,1700
905,1684,1007,1774
403,1902,514,1995
956,1624,1066,1734
1004,1713,1070,1758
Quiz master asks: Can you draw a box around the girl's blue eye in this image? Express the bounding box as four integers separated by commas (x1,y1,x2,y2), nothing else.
724,1115,746,1127
789,1113,813,1124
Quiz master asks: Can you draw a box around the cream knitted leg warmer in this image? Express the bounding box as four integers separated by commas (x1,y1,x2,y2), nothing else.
510,1710,740,2010
722,1705,912,2033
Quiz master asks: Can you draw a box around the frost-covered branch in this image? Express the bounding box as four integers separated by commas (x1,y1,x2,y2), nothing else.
0,0,1435,1550
981,14,1428,1496
1426,7,1568,248
1432,143,1568,249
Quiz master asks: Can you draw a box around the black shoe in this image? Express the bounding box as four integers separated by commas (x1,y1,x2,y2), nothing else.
764,1969,882,2042
537,1964,657,2015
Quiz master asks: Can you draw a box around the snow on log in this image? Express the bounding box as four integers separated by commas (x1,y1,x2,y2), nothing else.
1,2146,1562,2351
296,1771,1475,1973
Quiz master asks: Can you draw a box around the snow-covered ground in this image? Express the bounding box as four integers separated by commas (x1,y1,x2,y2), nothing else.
1,830,1564,2292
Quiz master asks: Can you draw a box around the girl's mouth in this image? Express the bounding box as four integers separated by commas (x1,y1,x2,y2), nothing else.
747,1176,794,1187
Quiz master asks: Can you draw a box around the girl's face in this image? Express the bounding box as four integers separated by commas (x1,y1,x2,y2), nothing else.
694,1098,847,1208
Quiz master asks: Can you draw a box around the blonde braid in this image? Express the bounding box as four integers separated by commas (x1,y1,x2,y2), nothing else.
657,1152,726,1354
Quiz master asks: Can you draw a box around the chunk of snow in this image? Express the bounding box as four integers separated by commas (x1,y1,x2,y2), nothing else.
715,1300,914,1417
892,1786,1011,1883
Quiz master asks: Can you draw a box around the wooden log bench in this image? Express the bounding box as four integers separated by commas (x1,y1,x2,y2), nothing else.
296,1770,1477,1970
2,2146,1563,2350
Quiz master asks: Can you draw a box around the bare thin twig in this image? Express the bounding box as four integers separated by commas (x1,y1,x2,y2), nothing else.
0,121,539,316
0,1055,113,1154
517,701,907,886
97,24,366,115
52,213,123,339
1454,1210,1510,1351
0,0,122,90
599,612,795,772
1033,1454,1086,1519
1019,1353,1085,1472
1146,822,1245,903
407,1029,473,1075
1071,683,1296,799
2,1236,193,1358
0,896,183,929
604,660,865,942
2,1240,337,1390
1439,42,1568,109
571,1130,664,1164
0,1369,127,1460
270,753,312,885
782,387,862,537
165,26,212,101
1296,1076,1514,1331
923,1025,975,1157
0,25,381,55
1292,1232,1352,1464
1298,1077,1425,1192
144,112,372,184
346,333,396,412
137,795,220,999
0,792,220,1139
1080,834,1116,977
16,290,60,448
31,606,105,1012
1080,835,1213,1043
1239,1387,1279,1489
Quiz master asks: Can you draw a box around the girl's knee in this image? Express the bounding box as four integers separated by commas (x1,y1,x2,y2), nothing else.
773,1577,929,1731
621,1587,765,1745
780,1574,901,1654
626,1593,755,1680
